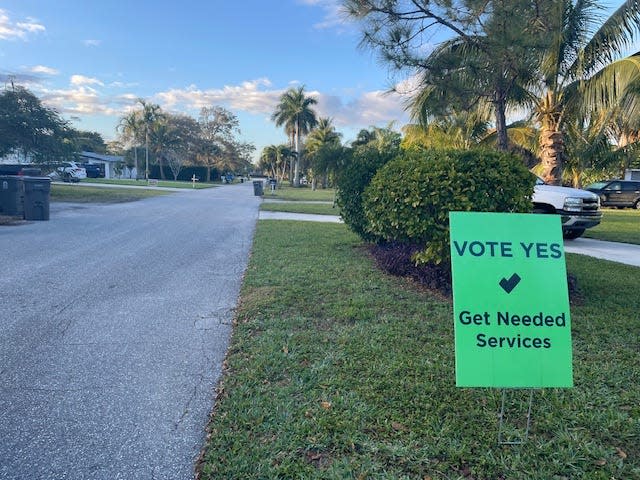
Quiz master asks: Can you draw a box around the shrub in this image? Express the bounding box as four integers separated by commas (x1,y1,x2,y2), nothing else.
363,148,535,264
335,144,398,241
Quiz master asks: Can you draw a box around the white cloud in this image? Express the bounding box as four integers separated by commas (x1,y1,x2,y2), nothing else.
314,89,410,127
109,81,140,88
28,65,59,75
83,39,101,47
155,78,410,129
297,0,351,30
0,9,45,40
70,74,104,87
39,84,136,117
31,75,411,145
155,78,281,114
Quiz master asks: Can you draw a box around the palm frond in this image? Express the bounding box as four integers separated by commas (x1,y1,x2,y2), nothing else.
579,0,640,75
576,54,640,113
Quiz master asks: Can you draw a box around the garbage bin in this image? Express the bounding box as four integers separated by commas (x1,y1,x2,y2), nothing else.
252,180,264,196
0,175,24,217
22,176,51,221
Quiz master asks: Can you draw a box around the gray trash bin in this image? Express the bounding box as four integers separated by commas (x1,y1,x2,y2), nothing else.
0,175,24,217
22,176,51,221
252,180,264,196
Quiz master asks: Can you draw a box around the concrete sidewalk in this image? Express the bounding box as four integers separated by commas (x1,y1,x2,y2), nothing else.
258,211,343,223
564,237,640,267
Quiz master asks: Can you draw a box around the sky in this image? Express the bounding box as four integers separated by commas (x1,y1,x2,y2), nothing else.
0,0,416,160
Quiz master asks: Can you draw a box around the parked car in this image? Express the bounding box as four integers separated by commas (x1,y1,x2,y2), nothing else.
55,162,87,182
80,163,103,178
584,180,640,209
532,177,602,239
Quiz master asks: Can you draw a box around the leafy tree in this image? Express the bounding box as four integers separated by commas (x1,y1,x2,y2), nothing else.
149,113,199,180
272,86,318,186
345,0,545,152
0,85,71,162
197,106,240,182
68,129,107,153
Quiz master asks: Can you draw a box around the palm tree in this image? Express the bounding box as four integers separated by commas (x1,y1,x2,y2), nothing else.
260,145,279,178
401,111,490,150
275,144,293,183
272,86,318,187
137,98,162,180
117,111,141,178
305,117,342,189
306,117,341,152
529,1,640,185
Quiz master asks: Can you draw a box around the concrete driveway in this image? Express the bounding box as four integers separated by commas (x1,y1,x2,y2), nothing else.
0,182,259,479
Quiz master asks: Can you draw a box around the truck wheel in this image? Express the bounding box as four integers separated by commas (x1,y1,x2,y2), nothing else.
634,199,640,210
563,228,585,240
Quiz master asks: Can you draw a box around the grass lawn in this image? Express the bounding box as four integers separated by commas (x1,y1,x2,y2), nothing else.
198,221,639,480
584,209,640,245
51,184,172,203
84,178,215,189
266,184,336,202
260,202,339,216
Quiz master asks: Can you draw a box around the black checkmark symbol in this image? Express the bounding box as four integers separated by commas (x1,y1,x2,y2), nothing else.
499,273,521,294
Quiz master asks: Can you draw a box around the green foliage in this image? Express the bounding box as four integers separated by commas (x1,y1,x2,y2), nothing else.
335,144,398,241
363,148,535,263
0,86,71,161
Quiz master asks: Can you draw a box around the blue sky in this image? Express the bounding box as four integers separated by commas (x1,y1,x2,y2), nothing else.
0,0,413,159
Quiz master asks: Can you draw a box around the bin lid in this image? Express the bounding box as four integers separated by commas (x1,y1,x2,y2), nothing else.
21,176,52,183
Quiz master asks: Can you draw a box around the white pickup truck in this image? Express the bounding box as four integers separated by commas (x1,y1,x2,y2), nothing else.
532,178,602,239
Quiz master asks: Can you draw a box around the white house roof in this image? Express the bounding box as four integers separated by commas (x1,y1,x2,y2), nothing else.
80,151,124,163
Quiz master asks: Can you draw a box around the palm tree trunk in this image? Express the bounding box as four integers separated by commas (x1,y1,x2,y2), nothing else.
145,132,150,181
293,123,300,187
133,147,138,179
158,155,166,180
539,129,565,185
494,96,509,151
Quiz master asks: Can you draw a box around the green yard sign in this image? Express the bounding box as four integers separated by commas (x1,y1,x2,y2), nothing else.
449,212,573,388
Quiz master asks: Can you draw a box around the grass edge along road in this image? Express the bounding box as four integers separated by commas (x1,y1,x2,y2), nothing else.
83,178,216,189
198,220,639,479
51,184,172,203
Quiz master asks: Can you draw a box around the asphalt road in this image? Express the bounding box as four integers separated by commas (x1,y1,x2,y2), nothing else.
0,182,260,479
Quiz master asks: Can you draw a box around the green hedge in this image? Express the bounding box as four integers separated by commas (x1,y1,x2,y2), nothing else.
335,145,398,242
363,148,535,264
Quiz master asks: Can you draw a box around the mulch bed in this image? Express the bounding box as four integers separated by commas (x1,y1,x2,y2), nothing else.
368,241,580,302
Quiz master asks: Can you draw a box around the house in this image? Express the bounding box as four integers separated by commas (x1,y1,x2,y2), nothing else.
625,169,640,180
78,151,125,179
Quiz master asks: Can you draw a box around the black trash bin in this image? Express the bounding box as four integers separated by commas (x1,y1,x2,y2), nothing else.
0,175,24,217
252,180,264,196
22,176,51,221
